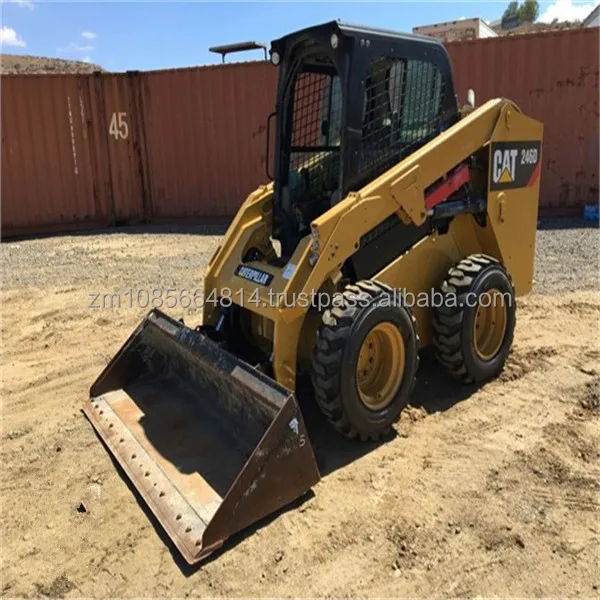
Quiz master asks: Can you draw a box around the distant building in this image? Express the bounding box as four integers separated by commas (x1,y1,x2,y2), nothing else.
413,18,498,42
583,5,599,28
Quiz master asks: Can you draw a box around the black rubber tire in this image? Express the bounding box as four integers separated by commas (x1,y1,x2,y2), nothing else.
311,280,420,441
432,254,516,383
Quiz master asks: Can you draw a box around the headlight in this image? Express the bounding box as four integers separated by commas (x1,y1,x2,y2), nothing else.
330,33,339,49
271,51,281,66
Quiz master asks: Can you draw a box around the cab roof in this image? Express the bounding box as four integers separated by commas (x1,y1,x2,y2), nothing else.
270,20,443,54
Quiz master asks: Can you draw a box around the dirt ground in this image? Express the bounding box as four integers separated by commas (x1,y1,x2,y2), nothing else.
1,221,598,598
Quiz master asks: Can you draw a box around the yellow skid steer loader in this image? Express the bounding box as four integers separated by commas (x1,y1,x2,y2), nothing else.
84,21,543,564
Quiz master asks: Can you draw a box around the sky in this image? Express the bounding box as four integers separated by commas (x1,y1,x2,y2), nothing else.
1,0,599,72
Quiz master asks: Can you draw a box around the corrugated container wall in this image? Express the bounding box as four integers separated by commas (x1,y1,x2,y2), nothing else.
87,72,150,223
142,62,277,220
1,61,278,236
447,28,599,213
1,75,113,235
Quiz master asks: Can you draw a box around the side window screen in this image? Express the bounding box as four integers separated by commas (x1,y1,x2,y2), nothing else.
288,60,342,198
360,57,444,181
291,72,327,149
401,61,443,142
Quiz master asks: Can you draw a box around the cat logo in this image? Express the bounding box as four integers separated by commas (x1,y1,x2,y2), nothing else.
489,141,542,191
493,149,517,184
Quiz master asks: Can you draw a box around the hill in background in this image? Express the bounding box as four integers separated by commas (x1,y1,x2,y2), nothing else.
1,54,105,74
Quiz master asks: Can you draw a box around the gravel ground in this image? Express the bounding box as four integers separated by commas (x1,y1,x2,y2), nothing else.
1,225,224,293
534,219,599,294
1,220,597,293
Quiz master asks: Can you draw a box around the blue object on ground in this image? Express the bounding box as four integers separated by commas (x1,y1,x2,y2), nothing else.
583,203,599,222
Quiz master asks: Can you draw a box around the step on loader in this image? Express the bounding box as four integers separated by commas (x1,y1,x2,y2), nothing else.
84,21,543,564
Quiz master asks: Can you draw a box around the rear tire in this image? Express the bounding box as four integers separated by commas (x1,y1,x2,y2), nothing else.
432,254,516,383
311,280,419,441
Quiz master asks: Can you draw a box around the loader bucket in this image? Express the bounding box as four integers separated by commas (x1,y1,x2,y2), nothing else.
83,309,320,564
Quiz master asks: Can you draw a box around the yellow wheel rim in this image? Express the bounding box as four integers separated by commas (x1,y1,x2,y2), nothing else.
356,322,405,411
473,288,508,360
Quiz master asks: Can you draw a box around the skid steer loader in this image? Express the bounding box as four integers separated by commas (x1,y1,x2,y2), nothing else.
84,21,543,564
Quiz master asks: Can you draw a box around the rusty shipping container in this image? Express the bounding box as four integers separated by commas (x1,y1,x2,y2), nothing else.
2,28,598,238
1,62,278,237
1,74,113,236
447,27,599,214
142,61,278,221
85,72,151,224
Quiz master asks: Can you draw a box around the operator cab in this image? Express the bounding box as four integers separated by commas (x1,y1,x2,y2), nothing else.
268,21,460,259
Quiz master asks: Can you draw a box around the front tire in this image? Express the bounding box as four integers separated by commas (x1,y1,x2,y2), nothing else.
432,254,516,383
311,280,419,441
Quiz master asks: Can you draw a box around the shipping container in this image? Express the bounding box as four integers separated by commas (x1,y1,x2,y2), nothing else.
86,72,150,223
1,74,112,236
1,28,598,237
142,61,277,221
447,27,599,214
